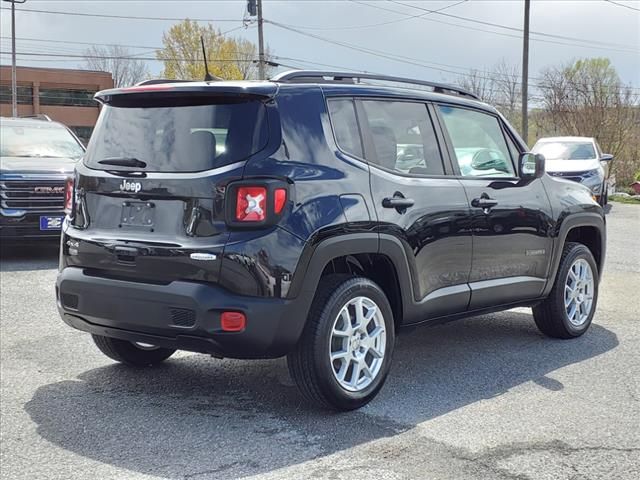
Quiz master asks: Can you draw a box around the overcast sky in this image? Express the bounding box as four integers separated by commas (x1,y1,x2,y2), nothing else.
1,0,639,95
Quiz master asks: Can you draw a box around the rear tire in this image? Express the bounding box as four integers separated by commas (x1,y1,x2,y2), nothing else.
287,275,395,410
92,335,176,366
533,242,598,339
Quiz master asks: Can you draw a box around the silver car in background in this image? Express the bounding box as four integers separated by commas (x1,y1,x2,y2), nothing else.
532,136,613,206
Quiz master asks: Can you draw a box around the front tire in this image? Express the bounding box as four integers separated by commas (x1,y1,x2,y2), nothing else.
287,275,395,410
92,335,176,366
533,242,599,339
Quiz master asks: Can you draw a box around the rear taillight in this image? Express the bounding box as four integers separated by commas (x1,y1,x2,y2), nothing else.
226,180,289,228
236,187,267,222
64,177,74,215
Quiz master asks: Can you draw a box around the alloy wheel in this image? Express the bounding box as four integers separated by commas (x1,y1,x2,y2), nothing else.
564,258,595,326
329,296,387,392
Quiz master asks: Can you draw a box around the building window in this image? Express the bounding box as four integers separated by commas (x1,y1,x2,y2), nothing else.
0,85,33,105
39,88,97,107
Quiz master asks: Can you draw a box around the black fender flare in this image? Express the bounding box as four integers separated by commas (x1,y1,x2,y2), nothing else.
543,212,606,296
287,232,417,320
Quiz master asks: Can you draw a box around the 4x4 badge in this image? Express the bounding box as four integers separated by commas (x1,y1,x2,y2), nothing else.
120,180,142,193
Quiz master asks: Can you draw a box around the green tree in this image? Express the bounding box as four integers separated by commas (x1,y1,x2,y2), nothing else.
156,20,269,81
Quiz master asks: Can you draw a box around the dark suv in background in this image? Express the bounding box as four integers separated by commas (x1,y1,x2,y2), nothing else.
1,116,83,241
56,71,606,410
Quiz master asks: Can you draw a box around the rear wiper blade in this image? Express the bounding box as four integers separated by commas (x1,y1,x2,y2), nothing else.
97,157,147,168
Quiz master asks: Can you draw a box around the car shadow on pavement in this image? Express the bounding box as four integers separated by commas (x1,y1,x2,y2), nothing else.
0,243,59,272
25,312,618,479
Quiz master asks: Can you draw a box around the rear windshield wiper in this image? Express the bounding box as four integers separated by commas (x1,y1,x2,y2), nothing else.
97,157,147,168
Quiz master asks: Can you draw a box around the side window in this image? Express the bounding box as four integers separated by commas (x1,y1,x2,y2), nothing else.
327,98,364,158
504,131,521,165
360,100,445,176
438,105,516,178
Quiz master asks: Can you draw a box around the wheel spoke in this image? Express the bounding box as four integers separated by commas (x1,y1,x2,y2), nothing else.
331,349,350,361
337,359,350,382
369,346,384,359
568,268,578,283
363,304,378,328
354,297,365,328
350,359,362,387
368,326,384,341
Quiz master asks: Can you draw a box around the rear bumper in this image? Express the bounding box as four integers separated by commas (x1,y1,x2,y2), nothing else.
56,267,312,359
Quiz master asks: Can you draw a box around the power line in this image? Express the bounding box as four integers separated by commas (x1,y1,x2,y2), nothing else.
388,0,636,49
349,0,638,54
265,20,640,92
0,51,257,63
280,0,468,30
603,0,640,12
0,5,240,22
0,27,254,53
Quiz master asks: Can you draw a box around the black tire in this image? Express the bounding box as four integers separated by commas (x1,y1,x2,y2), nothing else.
92,335,176,366
533,242,599,339
287,274,395,410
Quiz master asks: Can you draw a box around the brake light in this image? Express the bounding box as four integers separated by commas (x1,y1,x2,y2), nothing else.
236,187,267,222
64,177,74,215
274,188,287,214
226,181,289,227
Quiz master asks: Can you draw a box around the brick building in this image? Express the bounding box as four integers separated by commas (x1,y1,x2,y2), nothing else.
0,65,114,144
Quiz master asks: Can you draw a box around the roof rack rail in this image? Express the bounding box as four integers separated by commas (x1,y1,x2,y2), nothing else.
271,70,479,100
19,114,52,121
134,78,198,86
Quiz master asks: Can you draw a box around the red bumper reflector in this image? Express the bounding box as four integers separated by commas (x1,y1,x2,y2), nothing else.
221,311,246,332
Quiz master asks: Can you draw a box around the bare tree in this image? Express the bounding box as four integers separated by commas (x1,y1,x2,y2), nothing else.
536,58,639,185
83,45,149,88
457,59,521,127
492,59,521,127
457,69,496,105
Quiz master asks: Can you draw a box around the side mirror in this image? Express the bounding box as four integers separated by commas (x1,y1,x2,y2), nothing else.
520,152,545,179
600,153,614,162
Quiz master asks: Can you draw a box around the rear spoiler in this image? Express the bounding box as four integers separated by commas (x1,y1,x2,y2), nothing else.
94,81,278,105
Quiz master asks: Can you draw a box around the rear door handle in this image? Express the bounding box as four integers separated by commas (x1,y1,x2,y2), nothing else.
382,195,415,213
471,196,498,209
382,197,415,209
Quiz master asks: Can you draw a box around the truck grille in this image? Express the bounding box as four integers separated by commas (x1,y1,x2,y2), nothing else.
0,179,66,211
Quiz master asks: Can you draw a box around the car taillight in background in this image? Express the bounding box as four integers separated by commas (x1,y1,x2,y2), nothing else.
64,177,74,215
226,180,289,227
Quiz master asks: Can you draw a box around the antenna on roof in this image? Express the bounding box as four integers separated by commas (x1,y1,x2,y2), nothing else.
200,35,215,82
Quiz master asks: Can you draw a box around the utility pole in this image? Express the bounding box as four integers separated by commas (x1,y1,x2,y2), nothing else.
257,0,265,79
2,0,26,117
521,0,530,144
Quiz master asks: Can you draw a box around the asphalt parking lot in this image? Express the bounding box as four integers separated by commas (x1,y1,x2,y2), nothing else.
1,203,638,480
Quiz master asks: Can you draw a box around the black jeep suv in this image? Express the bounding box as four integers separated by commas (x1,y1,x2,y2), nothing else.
56,71,605,410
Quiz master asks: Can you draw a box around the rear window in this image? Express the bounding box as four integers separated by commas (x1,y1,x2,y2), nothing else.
85,100,268,172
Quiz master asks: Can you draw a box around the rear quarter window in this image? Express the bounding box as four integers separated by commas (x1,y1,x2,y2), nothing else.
85,99,268,173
